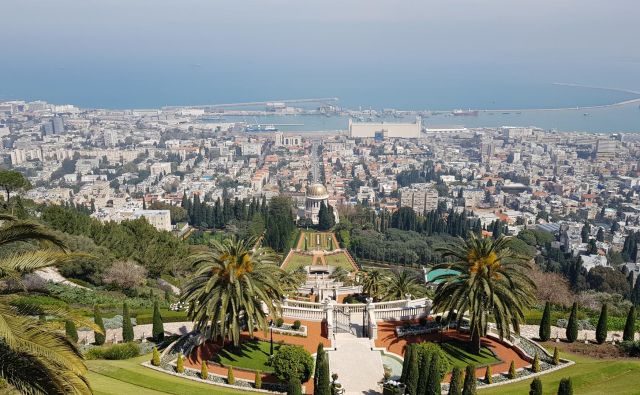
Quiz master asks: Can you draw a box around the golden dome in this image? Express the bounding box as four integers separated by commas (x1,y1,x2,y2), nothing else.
307,183,328,197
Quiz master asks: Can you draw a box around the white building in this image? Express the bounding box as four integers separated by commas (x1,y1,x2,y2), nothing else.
150,162,172,176
348,117,422,139
399,183,439,214
302,184,339,225
133,210,172,232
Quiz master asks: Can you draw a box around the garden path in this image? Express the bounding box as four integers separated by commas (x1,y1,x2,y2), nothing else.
328,333,384,395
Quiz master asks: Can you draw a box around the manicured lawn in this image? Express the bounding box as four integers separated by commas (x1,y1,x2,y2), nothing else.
87,354,246,395
440,340,500,369
297,230,335,250
283,252,314,271
211,339,279,372
480,352,640,395
324,252,356,272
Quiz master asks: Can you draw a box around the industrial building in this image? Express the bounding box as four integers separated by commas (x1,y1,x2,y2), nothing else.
348,117,422,139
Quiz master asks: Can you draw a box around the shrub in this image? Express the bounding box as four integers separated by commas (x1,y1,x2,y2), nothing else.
618,340,640,356
94,305,106,345
595,303,608,344
200,361,208,380
227,366,235,385
552,347,560,365
508,360,517,379
426,352,442,395
531,353,540,373
65,320,78,343
557,377,573,395
462,365,476,395
539,301,551,341
255,370,262,389
292,320,301,330
272,345,314,382
276,317,284,327
400,344,413,383
86,342,140,360
566,302,578,343
152,301,164,342
417,353,430,395
151,346,160,366
122,302,134,343
448,366,462,395
287,377,302,395
406,346,419,395
624,306,636,342
176,354,184,373
413,342,451,378
529,377,542,395
484,365,492,384
419,317,428,326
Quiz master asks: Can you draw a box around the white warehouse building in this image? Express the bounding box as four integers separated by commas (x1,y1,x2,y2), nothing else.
348,117,422,139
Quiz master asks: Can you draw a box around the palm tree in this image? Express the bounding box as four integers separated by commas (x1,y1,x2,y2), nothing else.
380,270,424,301
0,215,96,394
279,267,307,295
329,267,349,283
181,236,284,346
432,233,536,354
361,269,386,301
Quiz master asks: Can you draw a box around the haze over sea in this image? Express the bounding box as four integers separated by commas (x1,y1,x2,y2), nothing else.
2,0,640,131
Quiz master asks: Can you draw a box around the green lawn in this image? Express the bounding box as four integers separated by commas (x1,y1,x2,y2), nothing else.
211,340,279,372
88,354,246,395
480,352,640,395
324,252,356,272
283,252,314,271
440,340,500,369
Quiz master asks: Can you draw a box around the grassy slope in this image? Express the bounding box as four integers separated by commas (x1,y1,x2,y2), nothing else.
480,353,640,395
212,340,279,372
441,341,499,369
87,355,246,395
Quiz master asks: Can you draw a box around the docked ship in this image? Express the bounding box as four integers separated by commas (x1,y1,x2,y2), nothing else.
452,109,479,116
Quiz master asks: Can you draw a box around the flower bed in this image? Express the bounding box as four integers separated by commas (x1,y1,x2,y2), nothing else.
271,323,307,337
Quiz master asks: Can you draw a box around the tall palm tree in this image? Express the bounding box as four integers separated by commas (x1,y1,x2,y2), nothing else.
361,268,386,301
279,267,307,295
0,215,96,394
432,233,536,354
181,236,284,346
380,270,424,301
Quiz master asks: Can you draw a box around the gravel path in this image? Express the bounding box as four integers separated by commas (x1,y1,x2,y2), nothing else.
520,324,635,342
77,321,194,344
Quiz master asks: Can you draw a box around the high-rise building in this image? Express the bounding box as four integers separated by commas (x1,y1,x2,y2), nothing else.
399,183,439,214
52,116,65,134
595,139,616,161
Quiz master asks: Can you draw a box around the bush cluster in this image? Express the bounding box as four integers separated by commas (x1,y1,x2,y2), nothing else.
85,342,140,360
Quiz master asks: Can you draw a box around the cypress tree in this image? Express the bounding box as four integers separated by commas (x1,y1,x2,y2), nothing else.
152,301,164,342
508,360,517,379
566,302,578,343
94,305,106,345
448,366,462,395
316,353,331,395
406,345,420,395
632,276,640,305
287,377,302,395
557,377,573,395
531,353,540,373
314,343,325,388
595,303,608,344
151,347,160,366
176,354,184,373
552,347,560,365
426,353,442,395
462,365,476,395
623,306,636,341
539,301,551,341
400,344,413,383
227,366,235,384
417,351,430,395
255,370,262,389
200,361,208,379
484,365,492,384
122,302,134,342
65,320,78,343
529,377,542,395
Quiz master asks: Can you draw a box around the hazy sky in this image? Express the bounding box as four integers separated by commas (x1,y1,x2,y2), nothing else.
2,0,639,108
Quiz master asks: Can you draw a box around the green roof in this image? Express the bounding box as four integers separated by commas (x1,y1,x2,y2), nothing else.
426,269,459,284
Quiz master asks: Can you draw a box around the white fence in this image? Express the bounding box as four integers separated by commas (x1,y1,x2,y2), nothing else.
281,306,325,321
373,305,431,322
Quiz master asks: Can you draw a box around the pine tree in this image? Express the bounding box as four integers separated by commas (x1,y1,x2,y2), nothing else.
287,377,302,395
227,366,235,384
94,305,106,345
448,366,462,395
539,301,551,341
484,365,492,384
151,347,160,366
552,347,560,365
529,377,542,395
400,344,413,383
65,320,78,343
595,303,608,344
152,300,164,342
176,354,184,373
531,353,540,373
255,370,262,389
200,361,208,379
122,302,134,342
508,360,517,379
462,365,476,395
557,377,573,395
566,302,578,343
426,353,442,395
406,345,420,395
623,306,636,341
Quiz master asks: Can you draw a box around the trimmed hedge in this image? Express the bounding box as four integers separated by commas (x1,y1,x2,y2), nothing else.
85,342,140,360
